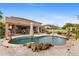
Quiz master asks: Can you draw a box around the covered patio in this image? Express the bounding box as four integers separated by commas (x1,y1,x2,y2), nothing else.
5,17,42,39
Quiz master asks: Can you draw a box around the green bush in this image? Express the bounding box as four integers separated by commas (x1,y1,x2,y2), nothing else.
52,29,67,34
76,30,79,38
0,22,5,39
46,29,67,35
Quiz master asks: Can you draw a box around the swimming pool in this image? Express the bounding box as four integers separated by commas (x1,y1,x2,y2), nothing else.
9,36,67,45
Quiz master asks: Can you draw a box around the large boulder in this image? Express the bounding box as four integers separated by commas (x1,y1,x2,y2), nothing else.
41,43,52,50
24,42,35,48
27,43,53,52
31,43,40,52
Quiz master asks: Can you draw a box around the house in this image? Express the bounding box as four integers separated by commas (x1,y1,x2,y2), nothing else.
5,16,42,38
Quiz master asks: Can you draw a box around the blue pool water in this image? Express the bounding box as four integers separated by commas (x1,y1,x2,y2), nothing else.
9,36,67,45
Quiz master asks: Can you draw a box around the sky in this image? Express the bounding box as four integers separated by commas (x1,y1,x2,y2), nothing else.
0,3,79,27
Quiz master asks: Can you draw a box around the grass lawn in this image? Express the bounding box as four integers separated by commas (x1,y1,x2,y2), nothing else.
47,29,68,33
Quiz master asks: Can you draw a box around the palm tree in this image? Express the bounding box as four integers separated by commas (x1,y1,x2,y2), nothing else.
0,11,3,20
76,15,79,20
75,15,79,40
0,11,4,38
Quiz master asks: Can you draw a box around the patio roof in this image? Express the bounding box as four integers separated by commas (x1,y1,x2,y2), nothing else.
5,16,42,26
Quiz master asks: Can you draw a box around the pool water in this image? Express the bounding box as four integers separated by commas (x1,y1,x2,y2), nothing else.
9,36,67,45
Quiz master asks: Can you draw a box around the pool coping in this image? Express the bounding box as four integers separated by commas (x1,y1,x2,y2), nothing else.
2,33,69,48
1,38,72,49
12,33,50,39
11,33,68,40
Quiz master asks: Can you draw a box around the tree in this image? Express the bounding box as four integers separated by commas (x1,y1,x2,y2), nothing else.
76,15,79,39
62,23,74,29
0,11,3,20
76,15,79,20
0,11,4,38
0,22,5,38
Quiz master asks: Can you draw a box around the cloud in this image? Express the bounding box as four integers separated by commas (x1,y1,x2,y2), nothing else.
28,13,79,27
26,3,44,6
50,14,79,26
51,14,70,20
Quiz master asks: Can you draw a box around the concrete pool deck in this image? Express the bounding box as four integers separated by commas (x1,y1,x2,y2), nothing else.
0,34,76,56
1,33,68,48
0,40,79,56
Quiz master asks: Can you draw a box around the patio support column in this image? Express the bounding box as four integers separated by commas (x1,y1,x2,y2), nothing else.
37,26,40,34
13,25,16,35
5,23,9,39
30,23,34,36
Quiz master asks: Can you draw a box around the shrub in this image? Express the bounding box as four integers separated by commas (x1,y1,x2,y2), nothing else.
76,30,79,39
0,22,5,39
